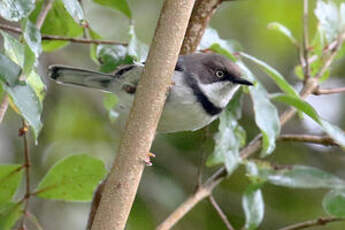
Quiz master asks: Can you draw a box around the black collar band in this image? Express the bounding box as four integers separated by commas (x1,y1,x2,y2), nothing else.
185,74,223,116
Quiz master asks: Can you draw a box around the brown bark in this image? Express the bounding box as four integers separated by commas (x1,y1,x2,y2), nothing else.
180,0,223,54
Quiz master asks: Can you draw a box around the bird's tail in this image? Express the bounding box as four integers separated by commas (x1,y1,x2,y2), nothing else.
48,65,115,92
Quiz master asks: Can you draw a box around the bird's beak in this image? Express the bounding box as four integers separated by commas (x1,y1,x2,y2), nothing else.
233,77,253,86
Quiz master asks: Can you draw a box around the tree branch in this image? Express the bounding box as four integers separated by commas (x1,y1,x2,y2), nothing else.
277,217,344,230
313,86,345,95
208,195,235,230
278,134,338,146
89,1,195,229
0,23,127,46
180,0,223,54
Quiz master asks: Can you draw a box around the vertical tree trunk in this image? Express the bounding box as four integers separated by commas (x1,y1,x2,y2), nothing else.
90,1,195,229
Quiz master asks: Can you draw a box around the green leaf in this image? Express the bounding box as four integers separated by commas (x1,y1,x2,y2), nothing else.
255,164,345,189
4,83,42,140
0,202,23,230
314,0,343,43
0,165,23,206
27,71,46,104
199,27,239,61
267,22,297,45
318,119,345,148
243,184,264,230
22,20,42,58
323,190,345,217
1,32,24,66
272,94,345,148
61,0,85,23
93,0,132,18
88,27,102,64
23,45,35,76
208,44,237,62
30,0,83,52
0,0,35,22
240,52,299,98
97,44,134,73
127,25,148,62
207,90,245,173
1,31,45,105
103,93,119,123
0,53,22,87
36,154,107,201
238,62,280,156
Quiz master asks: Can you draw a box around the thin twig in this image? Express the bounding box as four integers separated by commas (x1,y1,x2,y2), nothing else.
208,195,235,230
41,35,127,45
19,120,31,229
313,86,345,95
36,0,54,28
315,31,345,80
0,23,128,46
278,134,338,146
302,0,310,81
278,217,344,230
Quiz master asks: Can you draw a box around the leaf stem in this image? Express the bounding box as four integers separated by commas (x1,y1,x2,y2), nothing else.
209,195,235,230
19,120,31,229
302,0,310,81
277,217,344,230
278,134,338,146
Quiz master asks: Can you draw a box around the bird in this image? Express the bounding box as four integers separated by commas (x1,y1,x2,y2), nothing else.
48,53,253,134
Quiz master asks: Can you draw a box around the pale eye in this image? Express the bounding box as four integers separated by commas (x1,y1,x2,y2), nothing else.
215,70,224,78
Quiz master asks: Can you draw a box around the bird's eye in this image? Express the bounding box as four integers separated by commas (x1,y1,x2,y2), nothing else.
215,70,224,78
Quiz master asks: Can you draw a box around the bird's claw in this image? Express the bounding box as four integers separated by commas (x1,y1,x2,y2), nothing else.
144,152,156,166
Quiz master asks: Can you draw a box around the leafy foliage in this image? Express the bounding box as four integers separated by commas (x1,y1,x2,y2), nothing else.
323,190,345,217
0,32,43,140
272,94,345,148
0,54,22,87
30,0,83,52
0,0,35,22
267,22,297,45
207,90,245,173
249,162,345,189
36,154,107,201
243,162,264,230
0,165,23,206
96,26,147,73
0,202,23,230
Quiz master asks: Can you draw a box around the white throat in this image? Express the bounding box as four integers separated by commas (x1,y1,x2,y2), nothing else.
199,81,240,108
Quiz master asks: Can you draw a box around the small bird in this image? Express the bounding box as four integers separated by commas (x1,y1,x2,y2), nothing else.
48,53,252,133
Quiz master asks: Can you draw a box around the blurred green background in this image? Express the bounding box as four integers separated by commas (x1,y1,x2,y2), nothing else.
1,0,345,229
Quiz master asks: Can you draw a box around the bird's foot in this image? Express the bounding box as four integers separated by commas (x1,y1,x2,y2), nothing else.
144,152,156,166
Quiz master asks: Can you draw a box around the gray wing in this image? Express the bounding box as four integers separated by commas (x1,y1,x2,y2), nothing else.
48,64,143,94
